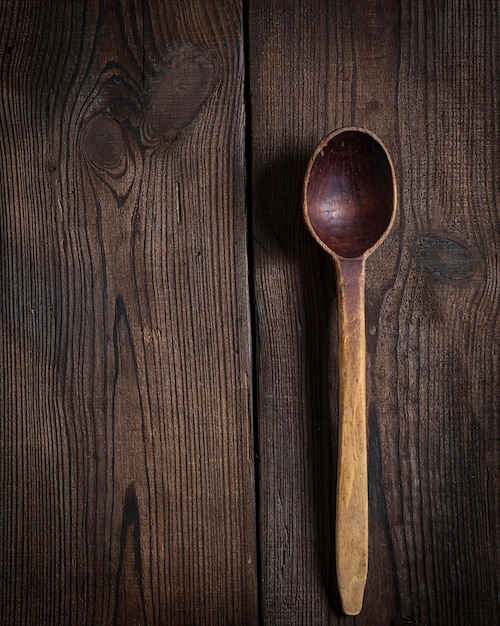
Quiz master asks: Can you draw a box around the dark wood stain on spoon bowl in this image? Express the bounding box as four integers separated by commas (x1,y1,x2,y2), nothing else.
305,130,395,259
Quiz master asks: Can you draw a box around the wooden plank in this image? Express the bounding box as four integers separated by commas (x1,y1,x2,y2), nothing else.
0,1,258,624
248,0,499,623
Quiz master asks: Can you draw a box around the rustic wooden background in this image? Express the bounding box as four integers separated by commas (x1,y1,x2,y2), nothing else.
1,0,498,624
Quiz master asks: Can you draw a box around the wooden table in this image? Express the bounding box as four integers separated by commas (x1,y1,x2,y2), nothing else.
1,1,498,624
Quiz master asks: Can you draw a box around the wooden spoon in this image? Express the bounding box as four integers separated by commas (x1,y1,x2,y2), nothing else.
303,127,397,615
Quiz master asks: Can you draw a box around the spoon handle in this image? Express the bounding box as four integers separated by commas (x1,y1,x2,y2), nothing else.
335,257,368,616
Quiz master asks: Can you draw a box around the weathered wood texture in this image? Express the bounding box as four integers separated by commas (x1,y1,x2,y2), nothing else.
249,0,499,624
0,1,257,624
1,0,500,624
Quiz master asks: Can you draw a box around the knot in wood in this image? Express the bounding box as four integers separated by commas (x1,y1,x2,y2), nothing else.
82,115,127,172
141,45,218,145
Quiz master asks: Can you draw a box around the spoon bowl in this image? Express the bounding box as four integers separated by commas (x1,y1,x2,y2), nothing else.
303,127,396,615
305,128,396,259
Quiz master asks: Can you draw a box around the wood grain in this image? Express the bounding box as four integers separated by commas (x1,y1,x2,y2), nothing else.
249,0,499,624
1,0,499,624
0,1,257,624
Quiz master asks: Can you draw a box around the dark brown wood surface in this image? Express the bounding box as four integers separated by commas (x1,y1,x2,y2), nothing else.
0,1,257,624
249,0,499,624
1,0,499,624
